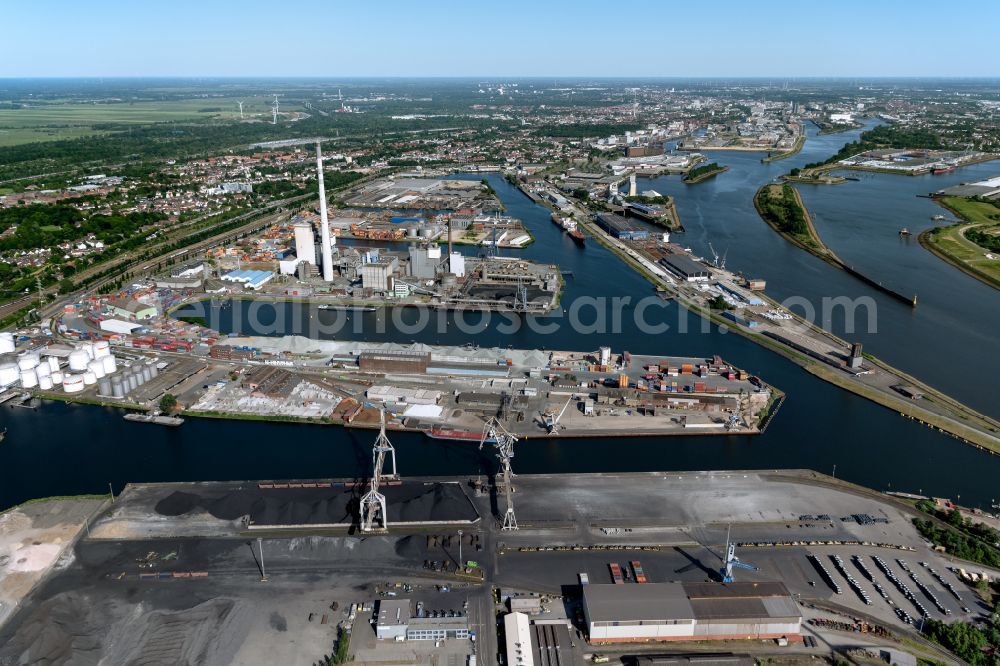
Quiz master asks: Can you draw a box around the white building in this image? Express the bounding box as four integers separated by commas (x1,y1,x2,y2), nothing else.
361,260,393,292
504,612,535,666
583,582,801,644
449,252,466,278
293,222,317,265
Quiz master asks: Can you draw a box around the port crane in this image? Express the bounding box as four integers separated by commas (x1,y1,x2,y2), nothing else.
360,410,397,532
480,417,518,530
719,526,758,583
542,396,574,434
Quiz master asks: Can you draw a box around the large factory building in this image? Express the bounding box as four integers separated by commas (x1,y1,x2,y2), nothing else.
583,582,801,644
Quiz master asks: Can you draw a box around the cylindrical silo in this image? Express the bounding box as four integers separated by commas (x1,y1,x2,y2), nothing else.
63,374,85,393
147,361,158,378
46,356,60,373
134,369,145,386
98,377,112,395
101,355,116,374
140,365,152,383
51,370,64,385
88,359,106,379
82,343,95,360
17,353,39,371
0,332,14,354
0,362,19,386
111,376,124,398
82,370,97,386
37,374,54,391
68,350,90,372
126,373,138,391
20,368,38,388
93,341,110,359
35,363,51,379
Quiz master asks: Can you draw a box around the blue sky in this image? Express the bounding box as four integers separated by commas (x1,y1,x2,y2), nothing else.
2,0,998,78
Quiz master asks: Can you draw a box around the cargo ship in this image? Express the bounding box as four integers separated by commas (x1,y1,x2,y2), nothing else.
551,212,564,226
932,165,955,174
425,425,495,444
569,229,586,245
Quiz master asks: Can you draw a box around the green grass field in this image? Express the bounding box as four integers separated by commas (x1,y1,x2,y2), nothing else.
0,97,295,146
922,197,1000,289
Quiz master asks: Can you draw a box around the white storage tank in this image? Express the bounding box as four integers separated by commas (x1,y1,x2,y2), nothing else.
38,374,54,390
17,353,39,371
126,373,138,391
83,370,97,386
0,362,20,386
101,355,117,374
51,370,64,385
88,359,106,379
82,343,96,360
0,332,14,354
68,350,90,372
97,378,112,395
148,362,159,378
20,368,38,388
63,374,85,393
93,340,111,358
35,363,51,379
46,355,60,373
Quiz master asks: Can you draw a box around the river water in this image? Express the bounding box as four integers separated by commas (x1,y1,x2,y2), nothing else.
1,123,998,511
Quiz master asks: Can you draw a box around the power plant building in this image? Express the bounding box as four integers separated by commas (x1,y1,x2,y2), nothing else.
293,222,317,265
583,582,801,644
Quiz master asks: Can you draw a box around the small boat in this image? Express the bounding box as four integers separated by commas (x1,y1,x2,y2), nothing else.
931,214,946,221
899,228,911,236
0,428,6,443
569,229,586,245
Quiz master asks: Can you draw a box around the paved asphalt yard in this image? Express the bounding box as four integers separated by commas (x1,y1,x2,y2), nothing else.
0,470,994,665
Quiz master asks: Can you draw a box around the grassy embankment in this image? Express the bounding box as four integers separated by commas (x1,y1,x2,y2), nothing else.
920,197,1000,291
682,162,729,184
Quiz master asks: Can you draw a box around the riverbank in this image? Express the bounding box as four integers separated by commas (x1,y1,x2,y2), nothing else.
754,184,917,306
762,134,806,163
549,181,1000,454
919,198,1000,291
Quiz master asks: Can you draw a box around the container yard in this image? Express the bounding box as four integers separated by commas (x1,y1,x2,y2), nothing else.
2,313,776,437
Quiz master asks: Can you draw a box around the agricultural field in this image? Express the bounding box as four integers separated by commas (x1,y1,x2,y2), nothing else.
0,97,293,147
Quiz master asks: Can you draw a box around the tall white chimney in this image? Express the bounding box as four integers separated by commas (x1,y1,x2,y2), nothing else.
316,142,334,281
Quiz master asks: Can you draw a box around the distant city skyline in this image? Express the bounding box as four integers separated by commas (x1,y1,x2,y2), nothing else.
2,0,998,78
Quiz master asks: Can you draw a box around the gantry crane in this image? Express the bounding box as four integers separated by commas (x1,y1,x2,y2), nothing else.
719,526,758,583
480,417,518,530
360,410,397,532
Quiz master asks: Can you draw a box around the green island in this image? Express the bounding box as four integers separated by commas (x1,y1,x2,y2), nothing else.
753,183,830,255
682,162,728,184
920,197,1000,291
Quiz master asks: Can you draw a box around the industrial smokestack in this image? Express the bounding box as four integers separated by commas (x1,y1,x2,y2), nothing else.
447,216,453,272
316,142,334,282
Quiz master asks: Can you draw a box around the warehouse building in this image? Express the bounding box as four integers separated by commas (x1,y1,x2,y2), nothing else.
583,582,801,644
659,255,710,282
376,599,470,641
358,350,431,374
594,213,649,241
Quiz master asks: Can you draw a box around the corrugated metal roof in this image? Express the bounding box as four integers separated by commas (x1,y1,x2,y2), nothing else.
584,583,693,623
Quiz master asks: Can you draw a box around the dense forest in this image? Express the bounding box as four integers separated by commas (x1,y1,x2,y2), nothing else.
0,204,165,252
923,617,1000,666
